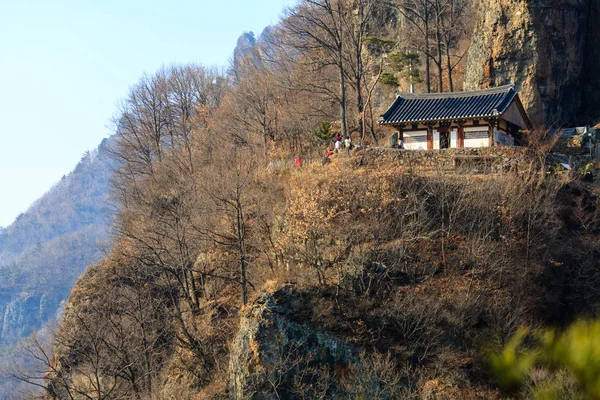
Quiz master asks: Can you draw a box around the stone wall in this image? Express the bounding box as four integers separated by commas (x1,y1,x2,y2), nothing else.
358,147,528,173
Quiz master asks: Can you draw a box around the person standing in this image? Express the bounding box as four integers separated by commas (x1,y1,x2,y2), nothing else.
334,137,342,153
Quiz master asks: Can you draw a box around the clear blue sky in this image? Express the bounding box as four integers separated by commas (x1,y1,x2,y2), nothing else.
0,0,295,227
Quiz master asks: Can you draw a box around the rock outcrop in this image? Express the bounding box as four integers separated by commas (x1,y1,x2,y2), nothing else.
465,0,600,127
231,32,258,78
229,287,357,399
0,291,63,346
583,0,600,119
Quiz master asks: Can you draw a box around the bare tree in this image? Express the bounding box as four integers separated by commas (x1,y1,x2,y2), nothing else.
110,65,227,207
438,0,472,91
198,140,261,306
393,0,433,92
225,52,280,159
282,0,350,137
342,0,377,140
427,0,473,92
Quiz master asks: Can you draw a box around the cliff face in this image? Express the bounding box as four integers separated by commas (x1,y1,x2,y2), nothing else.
232,32,257,77
465,0,600,127
230,27,277,78
583,0,600,119
0,291,62,346
229,288,357,399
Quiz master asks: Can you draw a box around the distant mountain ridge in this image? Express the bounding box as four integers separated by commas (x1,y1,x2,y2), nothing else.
0,136,115,397
0,136,115,346
230,26,275,78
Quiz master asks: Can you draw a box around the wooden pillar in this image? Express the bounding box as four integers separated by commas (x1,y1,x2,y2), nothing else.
425,122,437,150
456,120,466,148
427,127,433,150
486,118,497,147
396,124,405,143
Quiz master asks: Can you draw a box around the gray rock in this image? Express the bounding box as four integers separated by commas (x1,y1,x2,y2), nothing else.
229,287,356,399
0,291,63,346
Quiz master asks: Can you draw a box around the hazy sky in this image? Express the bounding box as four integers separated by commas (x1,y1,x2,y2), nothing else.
0,0,294,227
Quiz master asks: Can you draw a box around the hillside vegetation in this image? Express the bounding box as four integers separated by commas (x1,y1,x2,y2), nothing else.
38,72,600,400
0,138,114,291
42,142,600,399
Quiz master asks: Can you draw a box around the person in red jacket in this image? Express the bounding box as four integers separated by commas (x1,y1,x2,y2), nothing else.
294,155,303,167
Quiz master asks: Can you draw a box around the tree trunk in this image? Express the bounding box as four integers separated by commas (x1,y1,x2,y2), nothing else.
363,59,383,145
339,51,348,138
356,68,364,144
236,200,248,306
355,1,365,144
424,20,431,93
263,117,269,162
435,12,444,92
445,42,454,92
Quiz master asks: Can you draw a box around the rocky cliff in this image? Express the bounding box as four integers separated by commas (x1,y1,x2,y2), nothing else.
229,287,358,399
465,0,600,127
583,0,600,119
0,291,63,347
230,27,278,79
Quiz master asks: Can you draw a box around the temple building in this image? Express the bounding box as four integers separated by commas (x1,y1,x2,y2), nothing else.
378,84,533,150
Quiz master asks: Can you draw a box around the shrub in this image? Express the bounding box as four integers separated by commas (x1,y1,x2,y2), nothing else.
490,319,600,399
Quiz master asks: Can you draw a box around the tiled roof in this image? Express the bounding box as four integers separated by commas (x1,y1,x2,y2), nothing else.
379,85,522,126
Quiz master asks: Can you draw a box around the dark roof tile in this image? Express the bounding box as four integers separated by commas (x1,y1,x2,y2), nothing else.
379,85,523,126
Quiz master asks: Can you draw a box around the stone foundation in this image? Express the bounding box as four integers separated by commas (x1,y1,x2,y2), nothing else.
357,147,529,172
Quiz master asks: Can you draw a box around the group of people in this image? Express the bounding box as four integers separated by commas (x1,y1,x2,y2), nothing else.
326,134,354,160
292,134,356,168
337,134,354,152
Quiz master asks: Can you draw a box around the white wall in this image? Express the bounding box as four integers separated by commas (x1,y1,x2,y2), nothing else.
451,129,458,148
433,131,440,150
403,131,428,150
464,127,490,148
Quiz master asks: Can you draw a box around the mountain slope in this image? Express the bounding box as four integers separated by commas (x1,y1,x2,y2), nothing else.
0,137,115,397
0,137,115,345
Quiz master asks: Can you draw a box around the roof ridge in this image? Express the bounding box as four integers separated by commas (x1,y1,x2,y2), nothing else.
398,84,515,99
496,89,518,114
